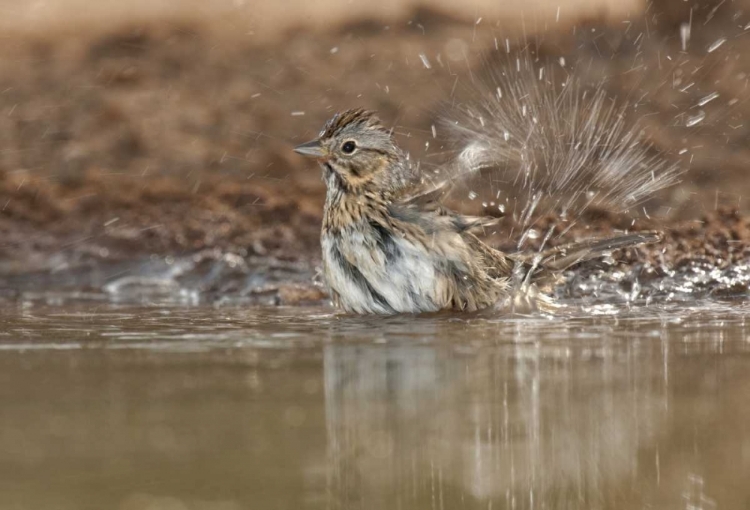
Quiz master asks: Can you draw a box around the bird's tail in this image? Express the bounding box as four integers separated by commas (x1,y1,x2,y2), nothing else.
512,230,662,276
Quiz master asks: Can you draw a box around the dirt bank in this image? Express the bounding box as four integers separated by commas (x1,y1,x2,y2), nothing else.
0,0,748,303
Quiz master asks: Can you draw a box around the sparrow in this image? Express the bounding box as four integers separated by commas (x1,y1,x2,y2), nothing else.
294,108,659,314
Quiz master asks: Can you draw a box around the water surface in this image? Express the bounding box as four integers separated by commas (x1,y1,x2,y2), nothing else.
1,301,749,510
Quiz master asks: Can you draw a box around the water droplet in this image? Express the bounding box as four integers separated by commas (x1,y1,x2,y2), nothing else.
708,38,726,53
686,111,705,127
680,22,690,51
418,53,431,69
697,92,719,106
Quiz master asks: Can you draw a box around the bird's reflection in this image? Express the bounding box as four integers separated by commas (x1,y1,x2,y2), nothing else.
321,340,670,509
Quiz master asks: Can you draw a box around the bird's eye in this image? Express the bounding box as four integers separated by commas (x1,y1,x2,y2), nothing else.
341,141,357,154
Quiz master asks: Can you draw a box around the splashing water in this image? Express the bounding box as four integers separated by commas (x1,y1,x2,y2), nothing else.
680,22,691,51
707,37,726,53
697,92,719,107
438,51,683,300
687,111,706,127
443,52,680,225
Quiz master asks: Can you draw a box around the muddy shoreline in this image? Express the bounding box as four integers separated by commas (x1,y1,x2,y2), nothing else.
1,1,749,304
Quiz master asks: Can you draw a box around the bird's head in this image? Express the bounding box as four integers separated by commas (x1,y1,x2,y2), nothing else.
294,109,413,196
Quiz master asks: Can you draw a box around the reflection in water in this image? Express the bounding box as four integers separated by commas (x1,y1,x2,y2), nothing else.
323,343,669,508
319,310,750,509
0,303,747,509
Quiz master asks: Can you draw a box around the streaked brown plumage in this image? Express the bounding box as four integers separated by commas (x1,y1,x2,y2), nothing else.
294,109,659,314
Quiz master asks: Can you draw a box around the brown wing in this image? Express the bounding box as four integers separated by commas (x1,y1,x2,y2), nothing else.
395,179,503,235
399,180,452,211
462,233,515,278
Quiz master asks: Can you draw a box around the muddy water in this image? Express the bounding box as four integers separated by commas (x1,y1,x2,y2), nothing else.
1,301,749,510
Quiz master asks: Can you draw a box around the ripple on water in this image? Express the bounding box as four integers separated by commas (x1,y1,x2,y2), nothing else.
0,299,748,353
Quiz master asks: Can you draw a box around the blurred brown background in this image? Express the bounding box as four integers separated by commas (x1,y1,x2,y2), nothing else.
0,0,748,290
0,0,639,38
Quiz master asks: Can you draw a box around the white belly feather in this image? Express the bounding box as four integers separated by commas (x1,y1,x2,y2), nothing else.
322,228,444,314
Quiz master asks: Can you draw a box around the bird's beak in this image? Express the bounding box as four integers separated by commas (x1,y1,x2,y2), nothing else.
293,139,326,158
